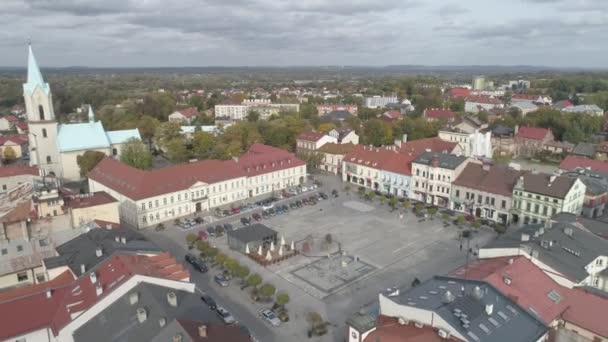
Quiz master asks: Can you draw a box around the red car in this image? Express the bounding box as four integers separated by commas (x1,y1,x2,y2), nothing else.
231,207,241,214
252,213,262,221
198,230,208,240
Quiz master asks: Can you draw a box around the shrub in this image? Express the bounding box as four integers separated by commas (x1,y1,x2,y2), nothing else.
186,233,198,244
495,225,507,234
276,292,290,307
247,274,262,289
259,283,276,298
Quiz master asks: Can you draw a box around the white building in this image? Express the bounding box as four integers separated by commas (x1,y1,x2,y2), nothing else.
88,144,306,229
328,128,359,145
23,45,141,181
464,96,504,113
363,96,398,108
411,152,471,207
214,104,249,121
438,128,492,158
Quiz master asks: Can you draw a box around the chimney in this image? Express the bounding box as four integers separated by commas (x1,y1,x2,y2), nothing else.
95,283,103,297
46,289,52,299
90,271,97,284
198,325,208,338
514,125,519,134
549,175,556,183
402,134,408,143
129,292,139,305
80,264,86,274
482,163,490,171
394,139,402,148
521,233,530,242
167,291,178,307
564,227,573,237
173,334,183,342
485,303,494,316
121,236,127,244
114,236,120,243
95,247,103,258
137,308,147,323
159,317,167,327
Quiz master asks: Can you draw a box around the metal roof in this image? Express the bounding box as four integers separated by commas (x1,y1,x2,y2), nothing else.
414,152,467,170
227,223,277,244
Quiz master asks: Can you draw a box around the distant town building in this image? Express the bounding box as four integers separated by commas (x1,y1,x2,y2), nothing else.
168,107,201,124
317,104,358,117
363,96,398,108
465,96,504,113
472,75,486,90
563,104,604,116
411,152,471,207
423,108,456,122
514,126,554,157
317,143,356,175
296,131,337,156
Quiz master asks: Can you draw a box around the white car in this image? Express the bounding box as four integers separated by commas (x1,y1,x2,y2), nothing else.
216,306,236,324
262,203,274,210
301,186,309,192
259,309,281,327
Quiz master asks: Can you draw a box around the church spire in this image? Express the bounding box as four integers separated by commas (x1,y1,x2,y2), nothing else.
88,105,95,123
23,42,50,95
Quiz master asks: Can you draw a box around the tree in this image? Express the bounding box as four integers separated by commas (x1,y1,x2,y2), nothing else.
186,233,198,245
192,131,215,159
427,207,438,218
325,234,333,245
379,195,387,205
367,191,376,201
472,220,482,229
259,283,276,298
235,265,250,281
318,122,336,134
136,115,160,145
442,213,450,222
246,274,262,289
456,216,466,225
224,258,240,275
389,197,398,209
357,186,366,197
215,253,228,267
120,138,153,170
155,121,183,150
402,200,411,210
344,184,351,195
247,110,260,122
3,146,16,161
166,138,189,163
276,292,290,307
363,119,392,146
77,150,106,177
414,202,424,213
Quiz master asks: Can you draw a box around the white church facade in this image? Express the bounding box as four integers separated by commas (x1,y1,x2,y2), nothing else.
24,45,141,181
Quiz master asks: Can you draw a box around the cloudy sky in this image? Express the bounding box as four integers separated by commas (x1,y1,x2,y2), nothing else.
2,0,608,67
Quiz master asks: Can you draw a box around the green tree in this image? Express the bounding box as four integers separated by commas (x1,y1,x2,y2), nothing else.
427,207,438,218
77,150,106,177
299,103,318,119
389,197,398,208
367,191,376,201
215,253,228,267
120,138,153,170
363,119,392,146
136,115,160,145
357,186,366,197
247,110,260,122
3,146,16,161
318,123,336,134
235,265,250,281
246,274,263,289
379,195,387,205
166,138,189,163
192,131,215,159
186,233,198,245
276,292,290,307
414,202,424,213
259,283,276,298
456,216,466,225
402,200,411,210
155,121,183,150
224,258,240,275
140,92,176,120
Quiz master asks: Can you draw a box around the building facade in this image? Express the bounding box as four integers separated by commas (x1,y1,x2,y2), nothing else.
511,173,586,226
296,131,337,156
88,144,306,229
317,143,356,175
411,152,470,207
363,96,398,108
214,104,249,121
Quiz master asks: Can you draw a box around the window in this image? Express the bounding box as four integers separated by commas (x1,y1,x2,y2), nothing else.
542,206,548,215
477,194,482,204
456,190,460,197
141,203,145,210
526,202,531,211
552,207,557,215
2,185,6,190
501,200,506,209
491,198,495,206
1,248,6,255
46,155,51,163
17,272,28,282
38,105,45,120
17,245,23,252
163,198,167,205
148,202,152,209
155,200,159,207
112,148,117,156
42,128,47,138
534,204,539,213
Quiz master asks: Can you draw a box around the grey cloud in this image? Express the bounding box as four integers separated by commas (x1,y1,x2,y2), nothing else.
437,3,469,17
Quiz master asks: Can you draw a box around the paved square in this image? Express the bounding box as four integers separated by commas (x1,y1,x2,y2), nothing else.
290,254,377,294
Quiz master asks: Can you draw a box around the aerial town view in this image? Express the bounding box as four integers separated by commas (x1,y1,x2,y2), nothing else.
0,1,607,342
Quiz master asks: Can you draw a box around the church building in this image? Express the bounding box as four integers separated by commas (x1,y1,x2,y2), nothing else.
24,45,141,181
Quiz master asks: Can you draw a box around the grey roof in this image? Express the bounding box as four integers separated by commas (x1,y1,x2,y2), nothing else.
483,217,608,282
491,125,514,137
552,212,608,240
386,276,547,342
346,311,377,333
572,143,597,158
73,283,223,342
563,169,608,196
227,223,277,244
511,102,538,110
43,228,160,276
414,152,468,170
564,104,603,114
323,110,354,120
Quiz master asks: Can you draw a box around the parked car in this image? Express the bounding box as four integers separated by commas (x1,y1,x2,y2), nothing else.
222,209,230,217
185,254,208,273
289,202,297,209
207,226,216,237
214,274,230,287
268,208,276,216
332,189,339,198
252,213,262,221
318,192,328,200
275,206,284,215
216,306,236,324
281,204,289,212
215,224,225,235
295,200,303,208
262,210,270,219
262,203,274,210
301,186,309,192
200,294,217,311
259,308,281,327
223,223,233,231
194,216,204,224
231,207,241,214
198,230,208,240
155,223,166,231
241,217,251,226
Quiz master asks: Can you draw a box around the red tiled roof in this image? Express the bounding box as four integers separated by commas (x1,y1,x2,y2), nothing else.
466,96,503,105
453,164,524,196
5,115,18,122
382,110,402,120
15,122,28,130
363,315,462,342
297,130,326,142
448,88,470,98
516,126,551,140
0,165,39,178
398,137,459,157
89,144,303,200
64,191,117,209
424,108,456,120
512,94,548,101
344,145,414,176
0,270,74,303
93,219,121,229
559,155,608,174
0,252,188,340
562,288,608,337
0,135,28,146
177,107,200,118
555,100,573,108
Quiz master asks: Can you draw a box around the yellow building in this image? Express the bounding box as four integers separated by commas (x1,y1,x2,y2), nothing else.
65,192,119,227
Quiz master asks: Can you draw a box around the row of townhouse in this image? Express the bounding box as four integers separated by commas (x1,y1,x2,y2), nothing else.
88,144,307,229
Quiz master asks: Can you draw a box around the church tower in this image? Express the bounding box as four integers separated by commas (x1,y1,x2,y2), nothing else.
23,44,61,176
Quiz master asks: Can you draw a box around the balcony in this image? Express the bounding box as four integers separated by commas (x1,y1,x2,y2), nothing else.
191,195,208,202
